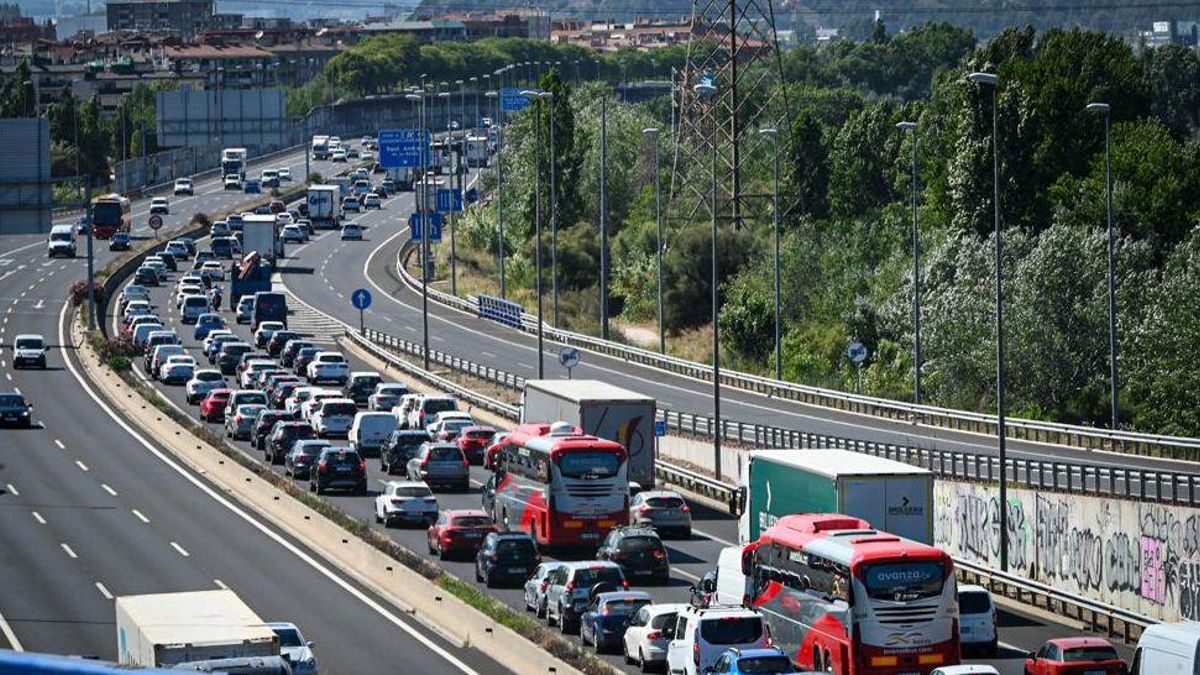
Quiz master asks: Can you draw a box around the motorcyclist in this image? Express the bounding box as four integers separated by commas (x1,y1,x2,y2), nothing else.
208,286,222,312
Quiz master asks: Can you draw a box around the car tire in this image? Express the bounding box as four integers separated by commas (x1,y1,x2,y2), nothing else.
546,605,557,627
483,568,496,588
639,650,651,673
537,599,547,619
428,537,437,555
475,564,483,583
987,639,999,658
375,510,382,524
559,609,571,634
593,634,602,655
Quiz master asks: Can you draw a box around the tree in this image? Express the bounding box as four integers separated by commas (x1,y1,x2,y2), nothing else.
1142,43,1200,140
664,223,756,331
784,111,829,220
1,58,35,117
828,101,901,217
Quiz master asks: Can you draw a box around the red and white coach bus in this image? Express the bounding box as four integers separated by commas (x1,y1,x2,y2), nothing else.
484,422,629,548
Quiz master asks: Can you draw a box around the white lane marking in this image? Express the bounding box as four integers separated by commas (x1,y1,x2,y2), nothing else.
673,567,702,582
101,484,118,497
213,579,230,590
59,300,481,675
4,484,17,497
131,509,150,523
61,543,78,559
516,362,532,369
694,528,736,547
95,582,114,600
75,460,89,472
54,439,64,449
12,387,19,396
0,602,22,651
170,542,190,557
481,351,496,358
30,511,45,525
4,373,9,381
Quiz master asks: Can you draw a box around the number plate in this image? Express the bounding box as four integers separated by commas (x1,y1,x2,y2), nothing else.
580,533,600,540
507,567,526,574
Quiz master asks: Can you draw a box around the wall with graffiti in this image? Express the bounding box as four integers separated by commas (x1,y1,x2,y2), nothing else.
934,482,1200,621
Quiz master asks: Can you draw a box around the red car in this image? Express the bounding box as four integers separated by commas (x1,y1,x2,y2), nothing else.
456,425,496,465
200,389,234,422
269,200,286,214
426,509,496,559
1024,637,1126,675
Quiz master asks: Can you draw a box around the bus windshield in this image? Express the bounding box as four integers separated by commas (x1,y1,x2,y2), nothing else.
556,452,620,479
93,202,125,225
862,561,945,602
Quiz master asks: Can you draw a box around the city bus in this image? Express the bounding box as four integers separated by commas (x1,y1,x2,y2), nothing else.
483,421,629,548
91,194,132,239
726,513,960,674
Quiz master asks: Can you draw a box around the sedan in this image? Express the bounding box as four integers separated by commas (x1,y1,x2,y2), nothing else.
174,178,193,196
159,355,197,385
281,225,306,243
375,480,438,527
368,383,410,412
363,193,382,209
108,232,131,251
341,223,363,241
580,591,653,654
186,370,227,404
1024,637,1125,675
341,196,361,213
427,509,496,559
193,313,225,341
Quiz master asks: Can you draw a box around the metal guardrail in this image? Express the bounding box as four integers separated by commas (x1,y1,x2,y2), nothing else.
361,325,1200,506
394,243,1200,461
477,294,525,329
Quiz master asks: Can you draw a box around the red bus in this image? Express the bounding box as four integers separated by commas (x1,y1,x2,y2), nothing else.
483,422,628,548
735,513,960,674
91,194,132,239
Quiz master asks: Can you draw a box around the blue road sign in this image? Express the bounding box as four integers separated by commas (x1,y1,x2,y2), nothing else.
351,288,373,310
379,128,429,169
654,420,666,437
501,87,530,112
464,187,479,204
409,212,444,242
437,188,463,213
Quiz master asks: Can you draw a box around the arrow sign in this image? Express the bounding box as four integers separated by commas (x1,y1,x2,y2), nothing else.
351,287,372,310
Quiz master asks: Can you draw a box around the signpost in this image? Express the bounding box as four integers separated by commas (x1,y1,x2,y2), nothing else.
558,346,580,379
501,87,530,113
654,420,667,437
148,214,163,238
847,340,869,393
409,212,443,243
379,129,429,169
437,188,463,213
351,287,372,333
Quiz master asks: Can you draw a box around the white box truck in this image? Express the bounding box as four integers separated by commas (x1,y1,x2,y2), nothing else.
736,448,933,545
115,589,279,667
241,213,281,261
307,184,340,229
521,379,656,486
465,135,490,168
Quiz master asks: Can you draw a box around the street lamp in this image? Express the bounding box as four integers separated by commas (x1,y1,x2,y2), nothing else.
485,89,505,298
469,76,478,130
405,91,432,371
521,88,549,378
896,120,922,406
1087,101,1119,432
759,127,782,380
644,127,665,354
694,79,722,481
968,69,1007,571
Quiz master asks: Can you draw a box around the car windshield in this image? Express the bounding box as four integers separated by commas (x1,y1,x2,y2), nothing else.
323,402,357,416
425,399,457,414
430,446,462,461
700,617,764,645
1063,646,1120,661
324,450,361,465
863,562,946,602
453,516,492,528
237,393,268,406
572,567,624,587
617,536,662,552
197,372,223,382
297,443,328,456
645,496,686,509
495,539,537,557
959,591,992,614
465,429,494,440
0,394,26,406
444,420,472,431
735,655,794,673
393,485,432,497
602,598,650,616
14,337,42,350
270,627,303,647
556,452,621,480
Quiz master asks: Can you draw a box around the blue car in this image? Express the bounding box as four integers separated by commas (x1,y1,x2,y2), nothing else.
708,647,798,674
580,591,652,654
193,313,225,340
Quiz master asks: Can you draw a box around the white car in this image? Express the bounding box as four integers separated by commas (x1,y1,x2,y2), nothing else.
368,383,410,412
164,241,190,260
374,480,438,527
277,167,292,182
186,369,227,404
309,398,358,439
254,321,286,348
300,390,343,422
425,412,475,440
223,174,242,190
200,261,225,280
341,223,363,241
267,622,317,675
665,606,770,675
363,193,382,209
281,225,305,243
174,178,194,196
623,603,688,671
307,352,350,385
210,221,231,238
958,584,998,656
361,150,375,162
285,386,321,416
341,196,361,213
159,355,197,384
331,148,347,162
276,212,294,226
149,197,169,214
175,285,205,307
240,359,278,389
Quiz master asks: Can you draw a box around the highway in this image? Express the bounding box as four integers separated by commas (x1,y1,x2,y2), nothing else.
117,145,1124,675
0,148,511,674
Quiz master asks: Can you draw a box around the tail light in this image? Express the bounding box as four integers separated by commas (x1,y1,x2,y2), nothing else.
540,579,551,592
652,549,667,559
693,642,700,667
681,504,691,512
565,581,576,593
462,458,470,469
421,456,431,469
359,459,367,473
622,579,629,589
646,631,661,640
318,461,329,474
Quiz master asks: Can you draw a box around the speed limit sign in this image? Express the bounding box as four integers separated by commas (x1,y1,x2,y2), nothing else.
148,214,164,230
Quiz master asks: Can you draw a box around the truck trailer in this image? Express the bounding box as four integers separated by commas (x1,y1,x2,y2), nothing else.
114,589,279,668
521,379,656,486
307,184,340,230
221,147,248,180
241,213,281,261
735,448,933,544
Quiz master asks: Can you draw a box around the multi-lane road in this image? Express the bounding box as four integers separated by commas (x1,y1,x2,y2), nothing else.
0,148,510,674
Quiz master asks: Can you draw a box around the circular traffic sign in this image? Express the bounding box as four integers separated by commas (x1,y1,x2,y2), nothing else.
148,214,164,230
351,288,373,310
558,347,581,369
846,340,869,365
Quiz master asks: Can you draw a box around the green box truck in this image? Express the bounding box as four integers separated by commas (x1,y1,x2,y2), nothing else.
736,448,933,544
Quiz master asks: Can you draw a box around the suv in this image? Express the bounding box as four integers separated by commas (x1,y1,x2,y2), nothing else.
374,480,438,527
381,430,431,475
958,584,998,656
596,526,671,585
343,371,383,405
665,606,770,675
0,391,33,428
251,410,295,450
174,178,194,195
309,447,367,495
545,561,627,633
407,442,469,491
475,531,540,588
630,490,693,539
407,394,458,430
310,398,358,439
307,351,350,385
217,342,254,375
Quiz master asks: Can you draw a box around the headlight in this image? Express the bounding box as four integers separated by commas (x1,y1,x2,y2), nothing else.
20,411,29,416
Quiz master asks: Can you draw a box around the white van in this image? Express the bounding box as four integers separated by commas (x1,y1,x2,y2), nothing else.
1131,621,1200,674
48,224,77,257
714,545,748,607
665,604,770,675
349,411,398,458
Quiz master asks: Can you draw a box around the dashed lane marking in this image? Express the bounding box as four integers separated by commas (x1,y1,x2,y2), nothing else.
94,582,113,600
170,542,190,557
4,484,17,497
53,439,64,449
75,460,89,472
60,543,78,559
101,484,118,497
131,509,150,523
30,511,45,525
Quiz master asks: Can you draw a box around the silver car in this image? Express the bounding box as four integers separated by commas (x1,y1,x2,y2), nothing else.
524,562,566,618
545,561,627,631
406,442,469,491
267,622,318,674
630,490,693,539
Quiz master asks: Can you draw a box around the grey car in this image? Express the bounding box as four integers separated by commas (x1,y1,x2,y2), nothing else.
406,442,469,491
524,562,566,618
545,561,627,633
267,622,318,674
630,490,693,539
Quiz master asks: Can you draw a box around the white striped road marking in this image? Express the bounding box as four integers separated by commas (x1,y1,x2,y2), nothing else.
95,582,113,600
693,528,736,547
170,542,190,557
12,388,19,396
61,543,78,559
0,604,22,651
481,351,496,358
131,509,150,523
31,511,45,525
4,484,16,496
75,460,89,472
54,439,64,449
213,579,229,590
101,484,118,497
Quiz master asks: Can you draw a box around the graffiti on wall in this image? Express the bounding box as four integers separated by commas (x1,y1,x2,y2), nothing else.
934,482,1200,622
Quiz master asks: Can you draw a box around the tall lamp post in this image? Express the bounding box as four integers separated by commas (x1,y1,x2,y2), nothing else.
521,88,549,378
1087,101,1119,432
405,91,431,370
469,77,478,131
759,127,782,380
694,79,722,481
643,127,665,354
968,70,1007,571
896,120,922,405
485,89,505,298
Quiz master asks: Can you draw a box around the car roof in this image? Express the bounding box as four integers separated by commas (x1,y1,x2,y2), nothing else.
1047,637,1115,650
725,647,787,659
636,490,685,500
14,333,43,340
386,480,430,489
444,509,489,519
562,560,622,572
596,591,652,603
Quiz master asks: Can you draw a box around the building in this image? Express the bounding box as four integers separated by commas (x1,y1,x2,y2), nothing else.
106,0,216,39
358,19,467,43
551,17,693,52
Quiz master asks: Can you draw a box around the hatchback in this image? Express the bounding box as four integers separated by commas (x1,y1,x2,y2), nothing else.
427,509,496,559
193,313,225,340
252,410,295,450
1024,637,1125,675
407,442,469,491
595,526,671,585
475,531,540,588
545,562,628,632
581,591,654,654
285,439,329,479
309,447,367,495
630,490,693,539
375,480,438,527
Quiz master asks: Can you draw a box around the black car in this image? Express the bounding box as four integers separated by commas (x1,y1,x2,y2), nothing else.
343,373,382,405
285,439,328,478
267,420,314,463
252,410,295,450
475,532,540,588
157,252,177,271
0,392,33,428
266,330,300,357
381,430,430,475
133,267,158,286
595,527,671,585
309,447,367,495
108,232,131,251
292,347,320,375
280,340,313,368
270,381,301,410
